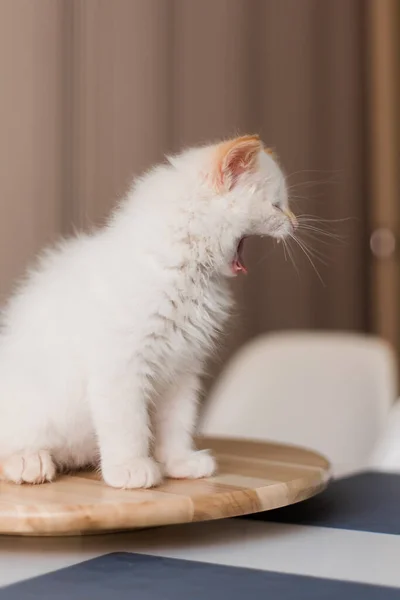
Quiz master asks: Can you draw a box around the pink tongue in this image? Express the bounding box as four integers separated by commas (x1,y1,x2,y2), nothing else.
232,239,247,275
232,259,247,275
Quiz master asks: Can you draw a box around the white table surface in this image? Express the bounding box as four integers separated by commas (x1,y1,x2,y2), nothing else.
0,516,399,589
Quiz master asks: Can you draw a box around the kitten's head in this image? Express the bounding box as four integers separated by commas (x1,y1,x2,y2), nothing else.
168,134,297,276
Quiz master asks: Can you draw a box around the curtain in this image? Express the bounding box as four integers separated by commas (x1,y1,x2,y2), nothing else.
0,0,369,379
68,0,368,366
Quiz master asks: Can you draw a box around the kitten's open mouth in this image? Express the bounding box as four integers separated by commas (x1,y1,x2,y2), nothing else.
232,237,247,275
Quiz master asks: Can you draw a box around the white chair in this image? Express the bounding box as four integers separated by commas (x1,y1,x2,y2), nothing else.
370,400,400,471
200,332,398,476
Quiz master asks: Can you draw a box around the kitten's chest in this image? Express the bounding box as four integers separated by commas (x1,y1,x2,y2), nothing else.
143,276,232,368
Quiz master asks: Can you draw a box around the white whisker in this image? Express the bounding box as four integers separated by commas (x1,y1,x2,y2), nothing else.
289,233,326,286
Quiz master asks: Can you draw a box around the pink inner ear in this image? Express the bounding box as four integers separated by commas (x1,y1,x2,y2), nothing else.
217,135,262,191
225,146,255,184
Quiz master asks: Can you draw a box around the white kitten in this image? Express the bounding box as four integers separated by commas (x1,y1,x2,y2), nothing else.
0,135,296,488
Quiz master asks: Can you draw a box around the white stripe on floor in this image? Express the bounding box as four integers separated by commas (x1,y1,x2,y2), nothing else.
1,519,399,588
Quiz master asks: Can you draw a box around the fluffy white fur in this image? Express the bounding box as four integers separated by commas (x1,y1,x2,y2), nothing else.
0,135,295,488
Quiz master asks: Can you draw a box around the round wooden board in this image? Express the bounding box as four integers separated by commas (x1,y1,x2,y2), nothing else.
0,438,330,536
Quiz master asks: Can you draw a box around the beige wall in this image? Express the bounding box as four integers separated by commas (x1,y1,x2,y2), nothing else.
0,0,379,360
67,0,172,229
368,0,400,354
0,0,65,300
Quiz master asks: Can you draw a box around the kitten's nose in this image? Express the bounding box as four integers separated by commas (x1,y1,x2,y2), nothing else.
285,209,298,230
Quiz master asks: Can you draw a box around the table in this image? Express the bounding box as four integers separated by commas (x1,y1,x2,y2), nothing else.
0,438,329,535
0,471,399,598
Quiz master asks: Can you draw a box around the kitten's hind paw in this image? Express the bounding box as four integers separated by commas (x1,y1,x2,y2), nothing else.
164,450,216,480
101,457,162,489
0,450,56,484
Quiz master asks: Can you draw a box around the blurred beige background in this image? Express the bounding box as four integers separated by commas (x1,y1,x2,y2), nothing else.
0,0,398,376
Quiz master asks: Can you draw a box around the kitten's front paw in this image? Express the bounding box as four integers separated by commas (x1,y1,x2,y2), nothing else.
0,450,56,484
102,457,162,489
164,450,216,480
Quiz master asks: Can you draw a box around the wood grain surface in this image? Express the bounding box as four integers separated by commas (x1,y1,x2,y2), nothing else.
0,438,330,536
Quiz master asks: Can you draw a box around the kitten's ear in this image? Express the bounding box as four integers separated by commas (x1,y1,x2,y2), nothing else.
264,147,276,158
213,135,262,191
